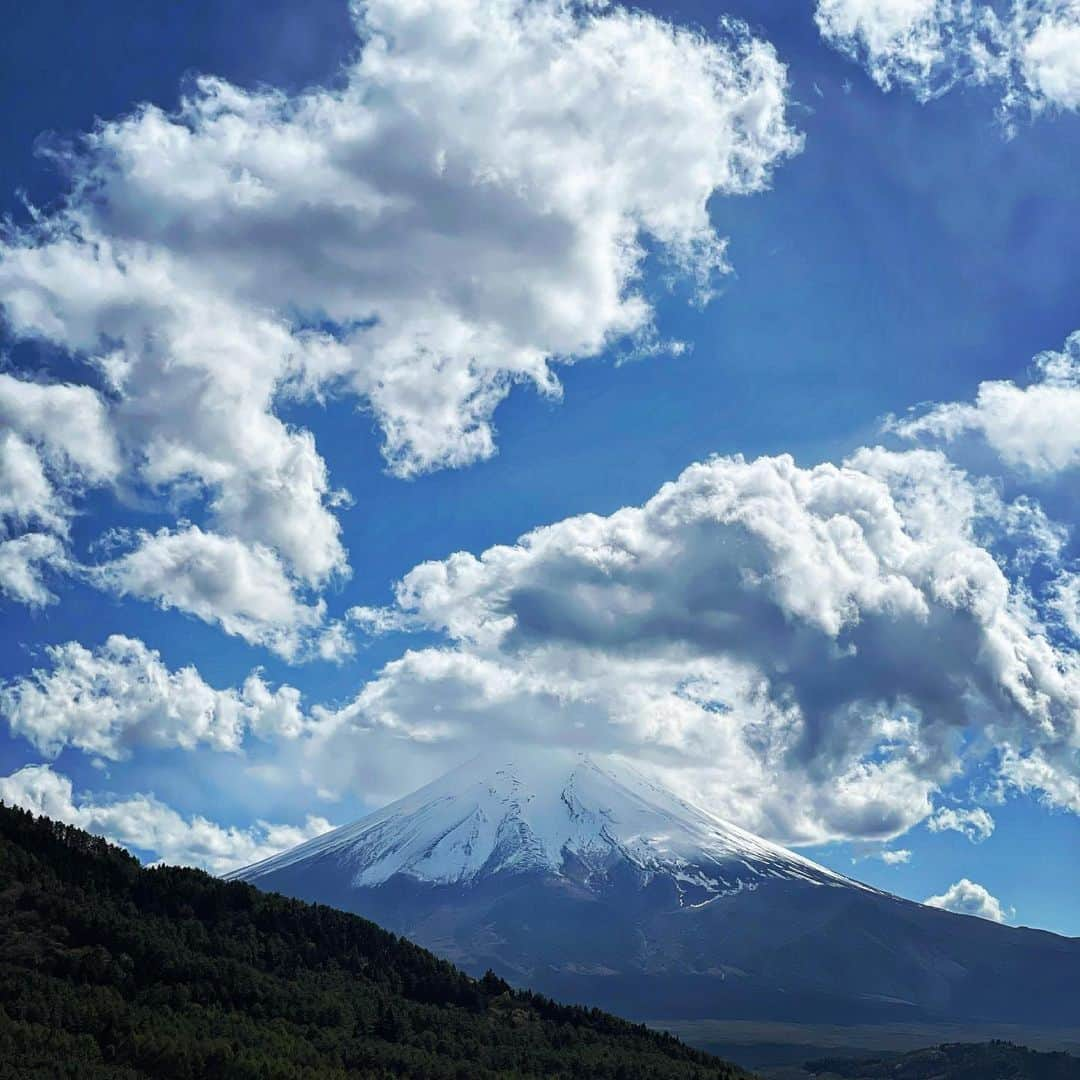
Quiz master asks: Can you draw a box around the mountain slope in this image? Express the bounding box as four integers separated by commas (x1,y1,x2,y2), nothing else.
0,799,751,1079
231,751,1080,1028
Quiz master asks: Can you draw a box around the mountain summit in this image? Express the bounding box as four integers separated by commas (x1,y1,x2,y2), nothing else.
231,751,1080,1029
234,750,852,899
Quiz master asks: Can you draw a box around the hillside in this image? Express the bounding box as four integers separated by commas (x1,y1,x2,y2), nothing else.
0,801,749,1080
802,1041,1080,1079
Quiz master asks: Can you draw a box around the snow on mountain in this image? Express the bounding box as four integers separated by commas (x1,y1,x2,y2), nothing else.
231,750,855,901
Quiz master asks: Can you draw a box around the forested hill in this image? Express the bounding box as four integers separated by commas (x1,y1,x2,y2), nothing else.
0,802,749,1079
804,1041,1080,1079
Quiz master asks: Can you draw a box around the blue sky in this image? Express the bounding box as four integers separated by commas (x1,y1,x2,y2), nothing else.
1,0,1078,934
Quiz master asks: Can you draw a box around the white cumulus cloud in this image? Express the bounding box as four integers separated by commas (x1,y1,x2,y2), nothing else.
890,331,1080,475
95,526,339,660
0,634,310,761
0,432,66,535
0,373,121,485
1017,2,1080,111
1051,570,1080,640
0,376,120,605
927,805,995,841
879,848,913,864
925,877,1010,921
0,533,69,607
0,763,333,874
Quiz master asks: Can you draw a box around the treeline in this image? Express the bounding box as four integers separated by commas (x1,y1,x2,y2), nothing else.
805,1040,1080,1079
0,802,748,1079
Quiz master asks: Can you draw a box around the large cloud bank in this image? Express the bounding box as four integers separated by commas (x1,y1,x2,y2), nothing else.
4,442,1076,847
0,0,800,652
330,447,1078,843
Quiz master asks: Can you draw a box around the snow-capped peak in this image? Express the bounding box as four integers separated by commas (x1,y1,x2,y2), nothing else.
232,750,855,902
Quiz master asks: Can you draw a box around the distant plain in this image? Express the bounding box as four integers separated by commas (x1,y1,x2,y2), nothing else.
652,1020,1080,1075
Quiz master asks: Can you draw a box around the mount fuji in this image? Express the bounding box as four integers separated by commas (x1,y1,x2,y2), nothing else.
229,751,1080,1027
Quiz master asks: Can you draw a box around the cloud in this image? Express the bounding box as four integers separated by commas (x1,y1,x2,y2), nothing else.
0,634,310,761
0,0,800,634
878,848,912,864
815,0,966,98
0,432,66,535
890,331,1080,475
293,447,1079,845
0,763,333,874
815,0,1080,125
0,378,119,605
11,442,1075,850
95,526,340,660
1051,570,1080,640
1018,3,1080,112
927,805,995,841
0,426,70,606
0,374,120,485
998,746,1080,813
924,877,1010,921
0,533,68,606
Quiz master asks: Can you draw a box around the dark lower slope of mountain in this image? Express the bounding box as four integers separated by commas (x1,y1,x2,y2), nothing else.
244,863,1080,1027
803,1040,1080,1079
0,802,749,1080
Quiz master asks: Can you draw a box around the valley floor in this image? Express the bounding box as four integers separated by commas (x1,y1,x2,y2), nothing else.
649,1020,1080,1076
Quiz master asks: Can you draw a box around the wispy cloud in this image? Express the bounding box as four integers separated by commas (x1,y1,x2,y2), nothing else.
816,0,1080,130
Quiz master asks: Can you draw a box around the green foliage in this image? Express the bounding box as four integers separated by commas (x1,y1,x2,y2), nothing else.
0,801,749,1079
804,1040,1080,1079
